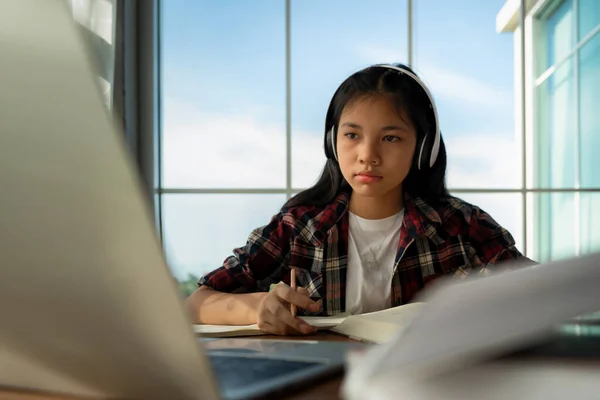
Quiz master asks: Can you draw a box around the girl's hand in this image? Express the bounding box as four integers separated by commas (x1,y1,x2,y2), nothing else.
256,284,320,335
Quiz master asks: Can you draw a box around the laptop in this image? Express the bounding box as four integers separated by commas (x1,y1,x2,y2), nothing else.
0,1,362,399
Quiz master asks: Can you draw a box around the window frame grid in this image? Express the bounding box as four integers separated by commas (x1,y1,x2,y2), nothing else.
155,0,600,265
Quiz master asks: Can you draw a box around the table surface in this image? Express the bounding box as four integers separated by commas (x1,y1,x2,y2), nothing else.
0,331,353,400
4,328,600,400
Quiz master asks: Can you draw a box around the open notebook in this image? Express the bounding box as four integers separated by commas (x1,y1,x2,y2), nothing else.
193,303,423,344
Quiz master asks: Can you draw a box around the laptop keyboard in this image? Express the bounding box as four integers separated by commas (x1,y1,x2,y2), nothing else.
207,354,323,390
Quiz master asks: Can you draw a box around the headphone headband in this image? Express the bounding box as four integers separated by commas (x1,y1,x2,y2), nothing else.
324,64,441,170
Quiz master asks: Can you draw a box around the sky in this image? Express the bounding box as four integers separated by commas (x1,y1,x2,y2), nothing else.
158,0,525,280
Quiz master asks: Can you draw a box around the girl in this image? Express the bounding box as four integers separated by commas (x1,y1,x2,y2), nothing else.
185,63,532,335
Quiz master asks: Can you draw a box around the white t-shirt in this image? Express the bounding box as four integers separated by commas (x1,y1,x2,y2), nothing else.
346,210,404,315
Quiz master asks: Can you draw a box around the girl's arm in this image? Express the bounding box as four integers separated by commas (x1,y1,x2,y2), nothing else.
185,286,267,325
185,284,319,335
184,210,319,333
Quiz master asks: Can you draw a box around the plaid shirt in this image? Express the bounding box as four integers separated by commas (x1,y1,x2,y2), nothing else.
199,188,533,316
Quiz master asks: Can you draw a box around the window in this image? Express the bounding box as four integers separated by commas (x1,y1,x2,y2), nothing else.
535,0,575,189
532,0,600,262
160,1,288,289
453,193,524,252
413,0,524,255
579,31,600,188
578,0,600,40
162,194,286,295
414,0,521,190
291,0,408,188
69,0,116,109
161,1,286,189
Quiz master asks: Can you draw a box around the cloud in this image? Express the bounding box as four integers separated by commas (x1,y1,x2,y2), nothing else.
163,96,287,188
444,133,523,251
354,45,513,109
163,96,327,189
292,134,327,188
445,132,521,189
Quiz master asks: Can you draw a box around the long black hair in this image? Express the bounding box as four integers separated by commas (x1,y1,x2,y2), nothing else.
285,63,449,209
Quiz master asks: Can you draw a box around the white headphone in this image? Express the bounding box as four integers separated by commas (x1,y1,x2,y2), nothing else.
328,64,441,170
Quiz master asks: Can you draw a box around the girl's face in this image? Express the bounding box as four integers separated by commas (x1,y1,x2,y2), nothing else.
336,95,417,201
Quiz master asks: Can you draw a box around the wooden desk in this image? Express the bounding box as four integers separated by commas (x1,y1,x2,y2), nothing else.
0,332,355,400
267,331,354,400
5,331,598,400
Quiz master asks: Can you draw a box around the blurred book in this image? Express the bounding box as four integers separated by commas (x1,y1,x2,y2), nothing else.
341,253,600,400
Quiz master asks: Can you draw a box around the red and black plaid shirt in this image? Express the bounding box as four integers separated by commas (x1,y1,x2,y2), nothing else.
199,188,533,315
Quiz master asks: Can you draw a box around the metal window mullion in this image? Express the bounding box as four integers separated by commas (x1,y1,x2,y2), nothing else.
155,0,164,245
157,188,600,194
573,0,581,255
158,188,290,195
407,0,413,67
285,0,292,200
520,0,528,256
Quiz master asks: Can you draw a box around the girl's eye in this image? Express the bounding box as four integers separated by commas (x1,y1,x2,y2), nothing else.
344,133,359,140
383,135,400,142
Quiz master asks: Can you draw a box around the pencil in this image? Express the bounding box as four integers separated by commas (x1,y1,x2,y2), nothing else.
290,268,297,317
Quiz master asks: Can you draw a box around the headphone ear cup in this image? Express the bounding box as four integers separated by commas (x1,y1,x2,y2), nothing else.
324,127,337,160
416,133,432,170
324,127,333,159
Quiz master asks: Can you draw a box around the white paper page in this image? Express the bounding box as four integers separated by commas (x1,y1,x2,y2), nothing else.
192,323,261,335
304,316,348,327
192,315,349,336
331,303,423,343
344,303,422,324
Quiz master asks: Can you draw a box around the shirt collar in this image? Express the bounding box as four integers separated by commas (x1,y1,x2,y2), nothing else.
304,186,443,246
